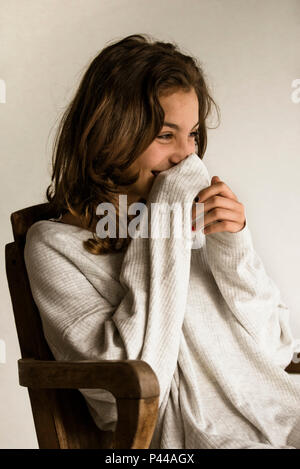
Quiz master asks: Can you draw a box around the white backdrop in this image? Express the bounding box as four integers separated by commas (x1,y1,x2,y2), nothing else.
1,0,300,448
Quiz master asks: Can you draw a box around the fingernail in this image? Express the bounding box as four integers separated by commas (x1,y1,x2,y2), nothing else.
192,225,195,231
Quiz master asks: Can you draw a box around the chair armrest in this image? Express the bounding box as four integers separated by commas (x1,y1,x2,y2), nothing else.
18,358,160,449
18,358,159,397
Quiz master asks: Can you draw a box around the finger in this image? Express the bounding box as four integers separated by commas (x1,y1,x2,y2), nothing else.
203,220,244,235
191,196,240,223
197,179,238,203
211,175,221,184
192,207,241,231
203,207,242,227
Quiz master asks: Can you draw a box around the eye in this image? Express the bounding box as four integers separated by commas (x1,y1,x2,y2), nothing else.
157,134,172,140
157,131,199,140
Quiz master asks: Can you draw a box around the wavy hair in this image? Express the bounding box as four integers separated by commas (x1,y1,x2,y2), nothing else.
46,33,220,254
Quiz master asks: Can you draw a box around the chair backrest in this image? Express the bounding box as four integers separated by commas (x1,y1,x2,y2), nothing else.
5,203,113,449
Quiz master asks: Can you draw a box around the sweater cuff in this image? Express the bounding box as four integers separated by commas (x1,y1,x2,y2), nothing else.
206,216,254,249
141,153,210,245
147,152,211,206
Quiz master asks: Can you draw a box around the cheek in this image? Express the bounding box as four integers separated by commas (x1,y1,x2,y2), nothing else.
143,144,168,169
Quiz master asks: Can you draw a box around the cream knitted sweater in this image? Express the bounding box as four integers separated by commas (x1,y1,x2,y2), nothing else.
24,152,300,449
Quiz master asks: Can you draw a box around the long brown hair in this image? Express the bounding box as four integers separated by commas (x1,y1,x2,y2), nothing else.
46,33,220,254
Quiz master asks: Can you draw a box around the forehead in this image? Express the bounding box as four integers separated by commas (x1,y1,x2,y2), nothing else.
160,88,198,112
159,89,199,127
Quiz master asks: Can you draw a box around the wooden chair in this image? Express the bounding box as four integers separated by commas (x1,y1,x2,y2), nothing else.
5,203,160,449
5,203,300,450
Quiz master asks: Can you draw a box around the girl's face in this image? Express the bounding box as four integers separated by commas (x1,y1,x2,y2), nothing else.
125,87,199,204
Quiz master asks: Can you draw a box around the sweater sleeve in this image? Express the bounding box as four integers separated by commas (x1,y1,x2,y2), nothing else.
193,163,299,369
24,152,208,408
105,152,209,406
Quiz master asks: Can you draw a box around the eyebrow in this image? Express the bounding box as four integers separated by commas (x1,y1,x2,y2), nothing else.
162,121,199,130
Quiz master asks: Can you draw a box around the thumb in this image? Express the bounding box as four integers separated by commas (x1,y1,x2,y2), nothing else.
211,175,221,185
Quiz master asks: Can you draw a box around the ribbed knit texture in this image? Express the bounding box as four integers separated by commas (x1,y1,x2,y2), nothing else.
24,152,300,449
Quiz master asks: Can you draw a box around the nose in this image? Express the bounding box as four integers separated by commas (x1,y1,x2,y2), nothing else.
168,138,196,165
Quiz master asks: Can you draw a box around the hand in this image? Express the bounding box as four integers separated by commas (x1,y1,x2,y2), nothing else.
191,176,246,235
